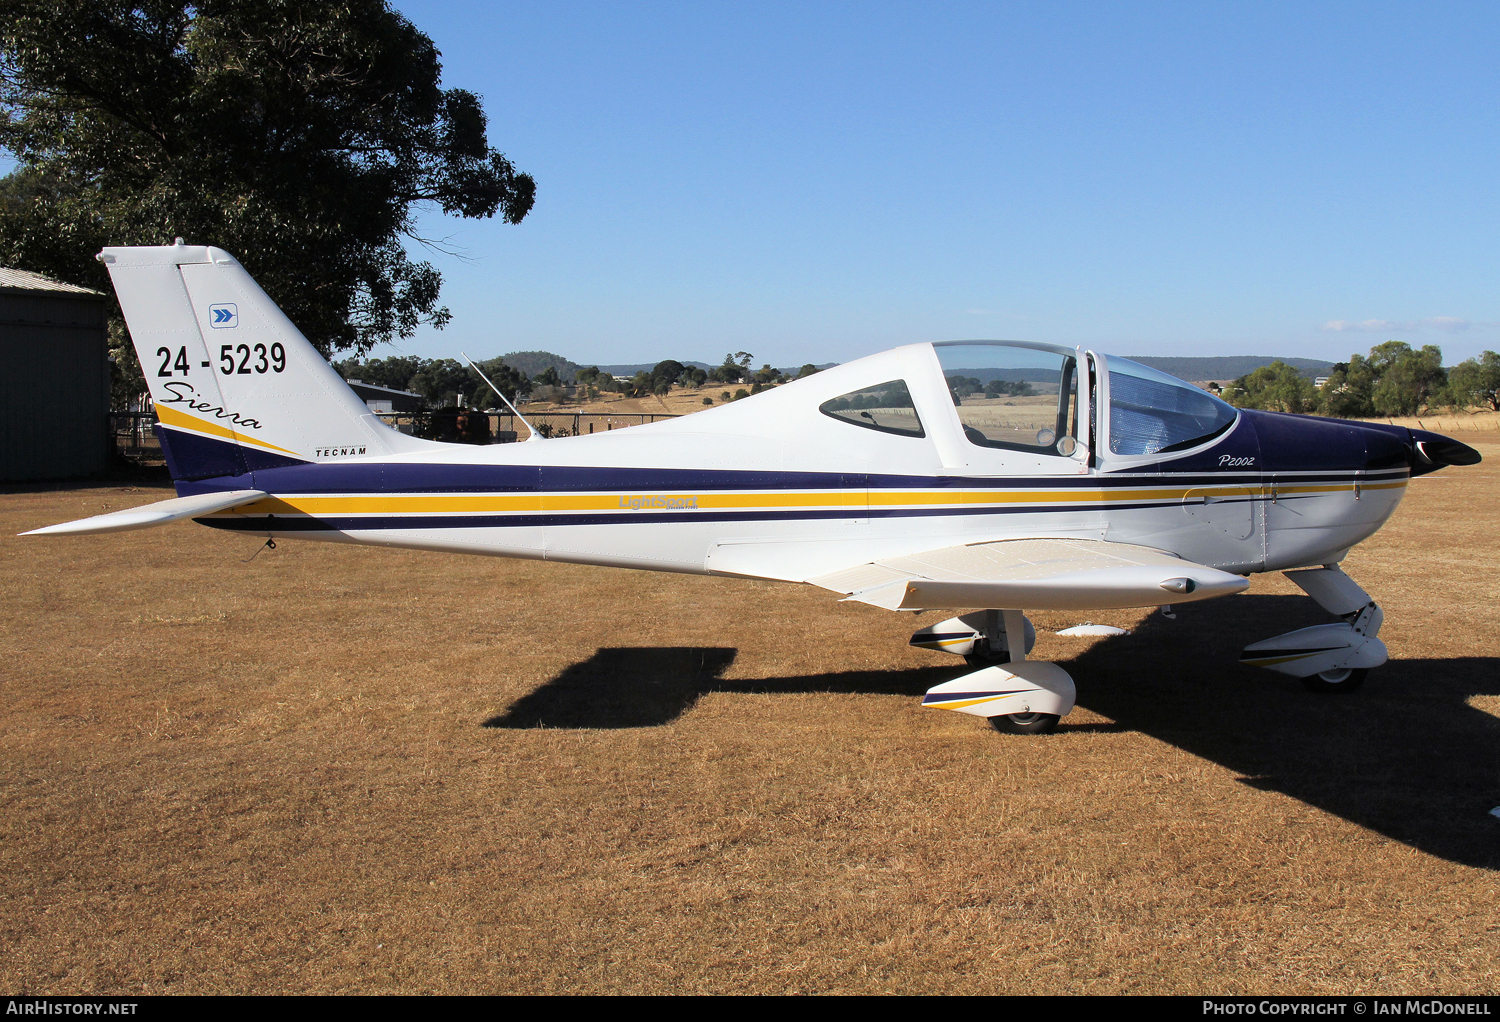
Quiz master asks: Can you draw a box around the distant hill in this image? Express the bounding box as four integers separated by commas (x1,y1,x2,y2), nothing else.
1127,356,1336,382
595,360,716,377
499,350,584,380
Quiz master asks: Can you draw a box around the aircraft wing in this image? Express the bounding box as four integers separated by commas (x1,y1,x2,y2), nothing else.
806,538,1249,612
21,489,268,536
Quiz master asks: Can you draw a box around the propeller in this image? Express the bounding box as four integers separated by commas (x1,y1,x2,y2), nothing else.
1412,435,1482,467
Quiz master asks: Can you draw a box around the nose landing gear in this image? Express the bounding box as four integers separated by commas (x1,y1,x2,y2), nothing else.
1240,565,1386,690
1302,666,1369,693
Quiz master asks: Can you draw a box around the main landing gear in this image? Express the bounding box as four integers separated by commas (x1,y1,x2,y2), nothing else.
912,610,1071,735
1239,565,1386,691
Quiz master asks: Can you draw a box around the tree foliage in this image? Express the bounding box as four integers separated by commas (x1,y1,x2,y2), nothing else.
336,353,530,407
1317,355,1378,419
466,357,530,405
649,359,685,390
333,354,426,392
1369,343,1445,417
1447,351,1500,412
1223,342,1499,418
0,0,535,394
710,351,753,384
1222,360,1318,414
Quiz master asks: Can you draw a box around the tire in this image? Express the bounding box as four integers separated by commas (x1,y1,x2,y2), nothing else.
990,712,1060,735
1301,667,1369,693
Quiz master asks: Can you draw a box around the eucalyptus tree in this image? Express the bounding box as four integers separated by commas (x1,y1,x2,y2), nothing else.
1,0,535,398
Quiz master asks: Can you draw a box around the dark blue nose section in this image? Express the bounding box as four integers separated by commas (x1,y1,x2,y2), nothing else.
1360,424,1413,472
1243,411,1370,472
1239,411,1482,477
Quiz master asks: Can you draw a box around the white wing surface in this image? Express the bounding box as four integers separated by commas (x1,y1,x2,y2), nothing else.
21,489,267,536
806,538,1248,611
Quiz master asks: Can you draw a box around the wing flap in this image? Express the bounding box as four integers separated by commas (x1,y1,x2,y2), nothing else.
809,538,1248,611
21,489,268,536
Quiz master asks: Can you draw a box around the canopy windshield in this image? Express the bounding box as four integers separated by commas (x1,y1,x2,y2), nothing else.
1106,356,1237,456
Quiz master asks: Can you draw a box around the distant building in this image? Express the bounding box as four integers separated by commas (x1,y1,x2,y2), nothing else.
1314,377,1331,388
0,268,110,481
345,379,425,413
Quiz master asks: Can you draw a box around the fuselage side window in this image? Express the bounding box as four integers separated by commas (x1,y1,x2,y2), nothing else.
1106,357,1238,456
935,343,1080,456
819,380,925,437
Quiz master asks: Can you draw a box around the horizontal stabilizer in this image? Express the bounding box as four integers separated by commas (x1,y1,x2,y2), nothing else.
21,489,267,536
808,537,1249,612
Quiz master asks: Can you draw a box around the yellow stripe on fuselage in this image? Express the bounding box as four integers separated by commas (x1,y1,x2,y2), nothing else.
226,479,1405,518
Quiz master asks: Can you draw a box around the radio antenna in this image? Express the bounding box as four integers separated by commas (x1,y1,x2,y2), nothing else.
461,352,544,442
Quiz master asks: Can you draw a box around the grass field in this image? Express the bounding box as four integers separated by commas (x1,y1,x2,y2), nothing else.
1,442,1497,994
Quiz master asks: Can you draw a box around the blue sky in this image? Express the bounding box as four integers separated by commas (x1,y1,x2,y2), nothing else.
382,0,1499,367
22,2,1500,368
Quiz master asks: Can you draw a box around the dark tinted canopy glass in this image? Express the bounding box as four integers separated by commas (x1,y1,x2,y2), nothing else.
820,380,924,437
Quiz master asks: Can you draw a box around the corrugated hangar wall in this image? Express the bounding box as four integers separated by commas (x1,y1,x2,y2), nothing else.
0,275,111,482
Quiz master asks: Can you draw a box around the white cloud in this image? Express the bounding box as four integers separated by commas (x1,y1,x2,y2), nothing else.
1321,316,1495,334
1322,318,1413,332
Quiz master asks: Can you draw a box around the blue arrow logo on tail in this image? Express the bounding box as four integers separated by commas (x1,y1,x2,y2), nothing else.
209,304,238,328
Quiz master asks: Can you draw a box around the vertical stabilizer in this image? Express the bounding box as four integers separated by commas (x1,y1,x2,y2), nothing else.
101,243,424,479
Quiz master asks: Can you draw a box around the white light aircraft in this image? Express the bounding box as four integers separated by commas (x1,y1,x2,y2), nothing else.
27,243,1483,734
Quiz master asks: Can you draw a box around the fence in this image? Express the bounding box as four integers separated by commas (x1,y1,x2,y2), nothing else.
110,411,162,462
109,409,681,462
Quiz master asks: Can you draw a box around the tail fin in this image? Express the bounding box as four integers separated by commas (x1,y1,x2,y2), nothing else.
101,242,424,480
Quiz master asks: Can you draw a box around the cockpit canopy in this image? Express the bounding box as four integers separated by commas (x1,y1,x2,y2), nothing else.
816,341,1239,462
1104,355,1237,456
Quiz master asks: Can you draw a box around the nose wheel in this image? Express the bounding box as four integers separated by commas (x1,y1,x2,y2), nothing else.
1301,667,1369,693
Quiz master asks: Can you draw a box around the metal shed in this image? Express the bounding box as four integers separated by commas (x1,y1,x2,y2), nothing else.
0,268,110,481
346,379,426,413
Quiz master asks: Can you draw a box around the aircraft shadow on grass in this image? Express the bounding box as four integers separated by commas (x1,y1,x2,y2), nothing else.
485,594,1500,870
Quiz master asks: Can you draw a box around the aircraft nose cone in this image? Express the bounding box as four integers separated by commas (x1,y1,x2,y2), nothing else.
1361,424,1483,477
1412,431,1482,468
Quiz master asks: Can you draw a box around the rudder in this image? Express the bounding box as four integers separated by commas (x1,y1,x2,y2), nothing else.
101,242,424,480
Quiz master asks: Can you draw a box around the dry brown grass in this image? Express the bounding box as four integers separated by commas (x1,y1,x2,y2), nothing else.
1,448,1497,995
1352,411,1500,435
